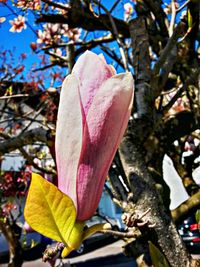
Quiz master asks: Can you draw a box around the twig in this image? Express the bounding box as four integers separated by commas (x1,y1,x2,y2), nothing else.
171,189,200,223
43,242,65,262
19,146,56,174
143,0,169,41
169,0,176,37
110,0,121,14
75,35,115,56
162,69,200,114
19,100,48,135
0,130,56,174
45,51,67,62
41,0,69,12
0,109,47,127
92,0,129,71
99,229,139,238
43,35,114,51
152,22,186,78
33,63,62,72
0,128,50,155
100,45,124,69
176,0,191,13
66,44,75,73
4,2,37,37
0,94,29,100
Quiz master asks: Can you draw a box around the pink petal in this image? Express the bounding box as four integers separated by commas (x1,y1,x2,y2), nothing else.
72,51,114,117
55,74,83,209
76,73,134,220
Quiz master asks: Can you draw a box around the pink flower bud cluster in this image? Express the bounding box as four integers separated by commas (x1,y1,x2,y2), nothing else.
15,0,41,10
0,171,30,197
2,202,17,216
37,23,81,45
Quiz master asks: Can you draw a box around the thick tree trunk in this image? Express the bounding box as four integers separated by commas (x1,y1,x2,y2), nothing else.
122,15,197,267
119,127,192,266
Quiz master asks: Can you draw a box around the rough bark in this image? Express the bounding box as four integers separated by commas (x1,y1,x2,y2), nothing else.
119,126,191,267
118,16,194,267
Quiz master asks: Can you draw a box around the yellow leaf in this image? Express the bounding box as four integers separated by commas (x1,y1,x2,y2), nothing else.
188,9,193,29
24,173,76,245
61,222,85,257
83,223,111,241
149,241,170,267
67,221,85,248
61,222,111,258
61,246,75,258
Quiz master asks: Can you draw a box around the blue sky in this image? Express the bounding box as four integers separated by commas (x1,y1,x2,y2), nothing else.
0,2,65,88
1,0,187,85
0,2,40,71
0,0,124,62
0,0,128,85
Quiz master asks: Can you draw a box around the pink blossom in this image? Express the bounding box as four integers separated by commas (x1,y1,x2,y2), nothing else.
124,3,134,20
2,202,17,215
37,23,81,45
37,25,53,45
56,51,134,221
9,15,27,33
61,25,81,42
15,0,41,10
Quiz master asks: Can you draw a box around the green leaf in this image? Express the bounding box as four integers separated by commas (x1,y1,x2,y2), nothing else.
24,173,76,245
149,241,170,267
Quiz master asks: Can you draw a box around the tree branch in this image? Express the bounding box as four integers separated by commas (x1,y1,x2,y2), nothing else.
158,111,200,151
172,190,200,223
168,147,199,196
41,0,69,12
0,94,29,100
143,0,169,41
0,128,51,156
129,17,152,120
162,69,200,114
36,1,129,37
151,22,187,97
